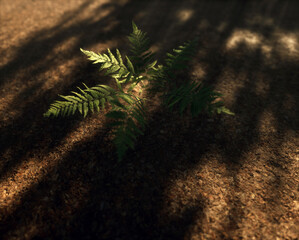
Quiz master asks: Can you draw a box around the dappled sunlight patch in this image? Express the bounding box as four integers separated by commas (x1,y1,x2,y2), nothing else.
0,116,102,219
177,9,194,23
2,176,90,239
214,67,247,107
279,34,298,52
226,29,263,50
88,1,118,22
191,160,233,239
279,135,298,166
1,0,298,238
277,32,299,58
40,39,119,91
0,38,120,121
51,35,81,55
161,156,233,239
0,0,113,56
0,90,18,121
0,0,124,120
257,109,277,134
225,28,299,61
191,62,206,81
40,57,82,91
0,57,78,122
260,44,272,59
236,140,299,232
225,28,274,59
159,130,299,239
0,158,56,218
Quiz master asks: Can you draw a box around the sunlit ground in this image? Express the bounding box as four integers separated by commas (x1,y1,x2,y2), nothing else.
0,1,298,239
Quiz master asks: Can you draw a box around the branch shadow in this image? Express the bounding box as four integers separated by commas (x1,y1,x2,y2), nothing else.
1,0,298,239
0,0,151,180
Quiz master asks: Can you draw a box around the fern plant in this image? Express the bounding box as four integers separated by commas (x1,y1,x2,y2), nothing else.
44,22,233,161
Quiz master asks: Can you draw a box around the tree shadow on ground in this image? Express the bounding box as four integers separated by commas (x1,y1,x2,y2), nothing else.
0,0,298,239
0,0,148,181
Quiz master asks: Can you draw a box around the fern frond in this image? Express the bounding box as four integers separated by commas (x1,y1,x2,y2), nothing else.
211,105,235,115
165,81,233,117
128,22,156,73
45,22,233,163
164,38,198,76
44,84,118,118
80,48,129,80
106,96,146,161
148,39,198,93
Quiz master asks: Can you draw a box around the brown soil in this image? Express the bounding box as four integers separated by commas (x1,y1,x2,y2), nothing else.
0,1,298,239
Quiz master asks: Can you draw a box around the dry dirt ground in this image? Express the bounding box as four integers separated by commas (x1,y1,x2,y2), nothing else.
0,0,298,239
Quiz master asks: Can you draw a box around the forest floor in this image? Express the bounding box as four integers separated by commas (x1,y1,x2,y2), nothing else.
0,0,298,239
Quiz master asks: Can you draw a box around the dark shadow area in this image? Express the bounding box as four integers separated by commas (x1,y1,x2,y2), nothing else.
0,107,211,239
0,0,149,181
1,0,298,239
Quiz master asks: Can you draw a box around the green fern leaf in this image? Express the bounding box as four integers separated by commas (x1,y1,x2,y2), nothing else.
46,22,233,162
80,48,106,63
165,80,234,117
148,39,198,94
118,93,134,104
128,22,155,73
116,49,124,65
44,83,119,117
215,106,235,115
106,110,128,120
107,48,118,64
83,102,88,117
106,97,146,161
126,56,135,74
78,102,83,115
164,39,198,73
81,48,130,82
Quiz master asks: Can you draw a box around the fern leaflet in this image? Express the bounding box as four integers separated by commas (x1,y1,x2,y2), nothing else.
80,48,130,80
106,96,146,161
165,81,234,116
44,84,119,118
128,22,156,74
149,39,198,92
